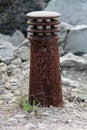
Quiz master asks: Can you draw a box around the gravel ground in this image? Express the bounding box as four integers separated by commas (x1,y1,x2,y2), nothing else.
0,66,87,130
0,97,87,130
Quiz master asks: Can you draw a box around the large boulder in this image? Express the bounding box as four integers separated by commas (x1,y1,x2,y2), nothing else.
0,33,12,42
46,0,87,25
11,30,30,48
11,30,26,47
64,25,87,53
60,52,87,69
13,46,30,61
83,53,87,60
0,39,17,64
0,31,30,64
58,22,74,43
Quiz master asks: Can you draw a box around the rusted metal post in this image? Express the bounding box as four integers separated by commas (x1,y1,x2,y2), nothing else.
27,11,63,107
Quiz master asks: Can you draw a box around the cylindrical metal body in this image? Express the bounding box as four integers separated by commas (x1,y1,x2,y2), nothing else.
27,11,63,107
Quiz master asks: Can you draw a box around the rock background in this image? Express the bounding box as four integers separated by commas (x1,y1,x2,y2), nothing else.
46,0,87,54
0,0,50,35
1,0,87,54
46,0,87,25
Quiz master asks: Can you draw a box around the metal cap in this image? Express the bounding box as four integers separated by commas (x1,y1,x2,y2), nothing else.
27,11,61,19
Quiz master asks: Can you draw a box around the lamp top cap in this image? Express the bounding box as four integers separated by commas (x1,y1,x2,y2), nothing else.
27,11,61,18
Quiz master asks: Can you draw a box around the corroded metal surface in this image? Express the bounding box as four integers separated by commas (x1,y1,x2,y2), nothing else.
27,11,63,107
27,19,60,26
27,27,60,33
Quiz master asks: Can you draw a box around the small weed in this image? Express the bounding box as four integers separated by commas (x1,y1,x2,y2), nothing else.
17,94,40,112
23,100,40,112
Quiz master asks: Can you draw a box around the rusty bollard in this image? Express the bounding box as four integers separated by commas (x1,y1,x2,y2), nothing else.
27,11,63,107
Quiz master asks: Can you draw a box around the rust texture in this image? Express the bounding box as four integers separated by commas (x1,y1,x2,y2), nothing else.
27,11,63,107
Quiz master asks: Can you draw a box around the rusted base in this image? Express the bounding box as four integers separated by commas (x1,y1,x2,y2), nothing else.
28,34,63,107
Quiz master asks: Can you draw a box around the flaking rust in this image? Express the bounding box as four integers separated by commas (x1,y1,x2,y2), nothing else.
27,11,63,107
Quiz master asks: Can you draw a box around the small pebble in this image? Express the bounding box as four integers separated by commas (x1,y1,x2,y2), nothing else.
24,123,37,129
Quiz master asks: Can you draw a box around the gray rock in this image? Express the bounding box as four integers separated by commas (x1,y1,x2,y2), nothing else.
22,61,30,79
59,46,65,56
14,114,26,119
76,97,85,103
11,30,25,47
61,77,75,86
0,62,7,72
83,53,87,60
9,78,19,86
65,119,72,123
24,123,37,129
78,94,87,101
0,93,12,101
59,30,67,44
22,61,30,70
59,22,74,31
42,111,50,116
0,33,12,42
7,64,16,76
64,25,87,53
4,82,12,90
46,0,87,25
0,89,7,95
11,58,22,66
8,117,17,122
13,46,30,61
60,52,87,69
58,22,74,43
0,63,7,84
20,39,30,48
38,123,47,129
0,39,17,64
